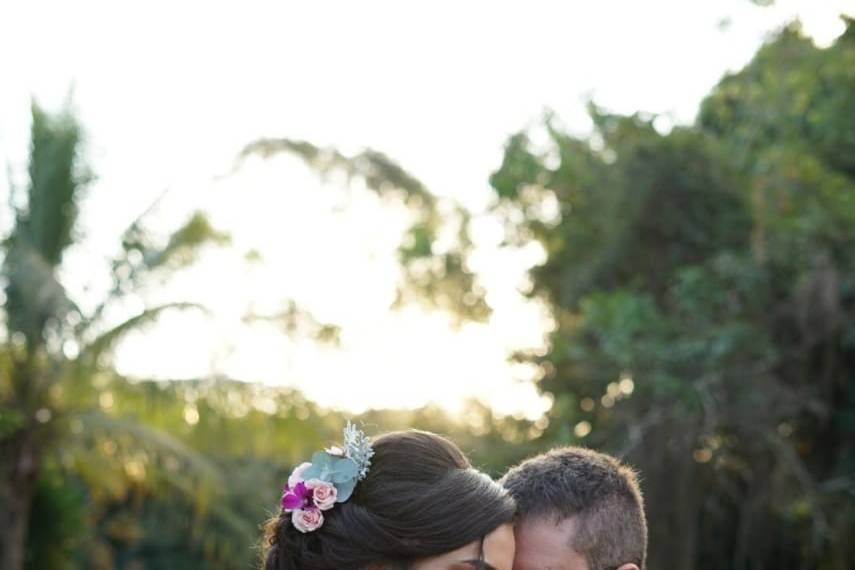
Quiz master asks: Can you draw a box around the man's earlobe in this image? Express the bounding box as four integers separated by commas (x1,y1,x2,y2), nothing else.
616,565,639,570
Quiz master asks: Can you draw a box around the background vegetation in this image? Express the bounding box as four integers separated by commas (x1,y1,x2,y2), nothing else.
2,19,853,570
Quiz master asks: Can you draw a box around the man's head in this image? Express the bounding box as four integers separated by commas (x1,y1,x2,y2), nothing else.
500,447,647,570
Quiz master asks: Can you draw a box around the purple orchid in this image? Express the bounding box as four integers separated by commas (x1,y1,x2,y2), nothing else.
281,481,316,512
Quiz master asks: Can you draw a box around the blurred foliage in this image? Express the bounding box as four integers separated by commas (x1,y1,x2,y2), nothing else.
24,375,538,570
243,300,342,346
3,102,534,570
7,16,855,570
1,101,229,570
490,21,855,570
237,139,490,324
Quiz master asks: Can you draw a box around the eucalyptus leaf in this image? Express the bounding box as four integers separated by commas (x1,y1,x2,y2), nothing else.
330,457,359,483
334,478,357,502
302,452,336,482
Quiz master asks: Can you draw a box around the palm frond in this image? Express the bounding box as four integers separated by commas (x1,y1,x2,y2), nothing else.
243,300,341,346
2,243,77,344
236,138,490,322
71,409,223,506
21,101,88,267
238,138,435,206
132,212,231,272
77,302,207,368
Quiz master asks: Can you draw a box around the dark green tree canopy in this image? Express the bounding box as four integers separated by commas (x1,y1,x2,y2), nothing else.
488,21,855,570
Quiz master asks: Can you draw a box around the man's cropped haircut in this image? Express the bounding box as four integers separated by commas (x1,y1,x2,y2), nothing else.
501,447,647,570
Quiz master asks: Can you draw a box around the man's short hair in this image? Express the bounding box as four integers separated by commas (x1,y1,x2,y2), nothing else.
500,446,647,569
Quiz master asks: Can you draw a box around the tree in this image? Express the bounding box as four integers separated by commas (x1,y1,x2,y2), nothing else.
235,138,491,324
0,102,227,570
485,21,855,570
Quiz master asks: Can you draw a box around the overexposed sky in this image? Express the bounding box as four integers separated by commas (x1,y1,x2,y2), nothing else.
1,0,852,417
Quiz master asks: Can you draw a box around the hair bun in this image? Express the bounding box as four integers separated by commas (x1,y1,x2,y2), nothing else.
262,430,515,570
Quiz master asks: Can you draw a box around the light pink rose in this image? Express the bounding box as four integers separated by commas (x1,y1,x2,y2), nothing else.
306,479,338,510
288,462,312,488
292,508,324,533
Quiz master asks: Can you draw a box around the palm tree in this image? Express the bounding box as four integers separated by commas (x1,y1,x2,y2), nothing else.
0,102,227,570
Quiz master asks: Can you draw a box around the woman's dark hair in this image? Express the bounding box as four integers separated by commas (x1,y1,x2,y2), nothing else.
262,430,515,570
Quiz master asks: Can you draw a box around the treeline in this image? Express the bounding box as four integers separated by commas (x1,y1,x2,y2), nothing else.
489,20,855,570
25,376,539,570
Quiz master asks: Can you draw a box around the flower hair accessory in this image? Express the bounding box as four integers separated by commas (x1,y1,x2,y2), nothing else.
280,421,374,533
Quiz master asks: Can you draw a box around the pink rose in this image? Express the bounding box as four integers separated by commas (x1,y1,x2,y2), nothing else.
306,479,338,510
292,508,324,533
288,462,312,488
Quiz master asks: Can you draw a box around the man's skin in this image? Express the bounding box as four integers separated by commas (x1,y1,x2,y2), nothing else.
512,517,639,570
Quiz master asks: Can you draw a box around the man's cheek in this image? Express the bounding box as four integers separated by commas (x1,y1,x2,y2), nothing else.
511,551,532,570
511,552,550,570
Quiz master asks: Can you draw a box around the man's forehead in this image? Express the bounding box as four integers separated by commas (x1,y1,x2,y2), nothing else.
518,514,579,537
513,516,587,570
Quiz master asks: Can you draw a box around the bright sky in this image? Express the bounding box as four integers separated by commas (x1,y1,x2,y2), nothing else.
1,0,853,418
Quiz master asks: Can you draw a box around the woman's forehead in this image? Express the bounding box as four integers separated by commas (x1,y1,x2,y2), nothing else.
411,524,515,570
411,539,481,569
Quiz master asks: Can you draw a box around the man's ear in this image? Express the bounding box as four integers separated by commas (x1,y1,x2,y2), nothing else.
616,565,639,570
